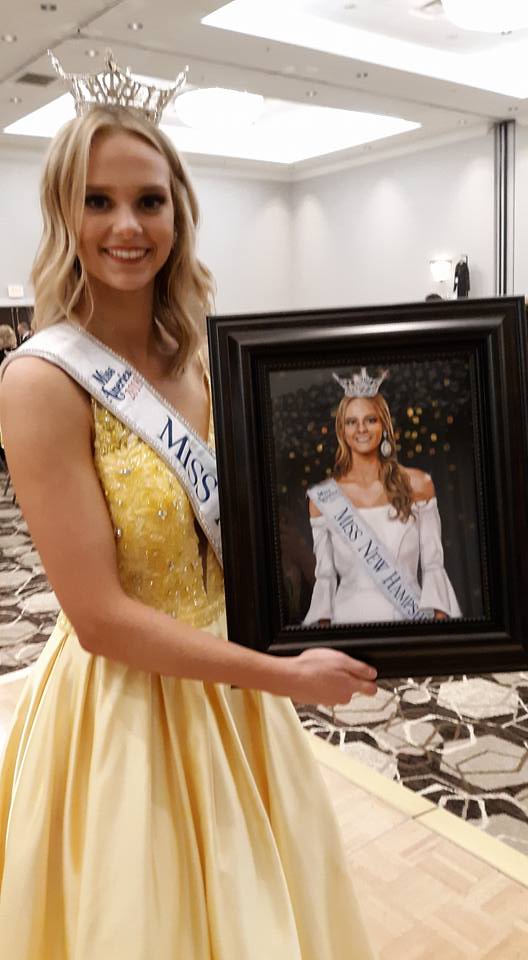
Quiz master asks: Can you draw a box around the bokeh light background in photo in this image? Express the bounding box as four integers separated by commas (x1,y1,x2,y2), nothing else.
269,355,486,627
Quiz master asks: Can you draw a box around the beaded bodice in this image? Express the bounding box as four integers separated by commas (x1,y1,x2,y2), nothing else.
92,400,225,628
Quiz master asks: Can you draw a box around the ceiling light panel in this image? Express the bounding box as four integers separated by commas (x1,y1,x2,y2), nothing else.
163,95,420,164
307,0,493,50
174,88,265,130
203,0,528,98
4,94,75,138
4,82,420,164
442,0,528,34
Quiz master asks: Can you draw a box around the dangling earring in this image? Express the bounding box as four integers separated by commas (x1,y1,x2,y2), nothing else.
380,431,392,458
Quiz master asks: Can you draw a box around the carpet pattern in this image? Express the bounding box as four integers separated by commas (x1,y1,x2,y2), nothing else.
0,481,527,854
0,491,59,672
297,672,528,855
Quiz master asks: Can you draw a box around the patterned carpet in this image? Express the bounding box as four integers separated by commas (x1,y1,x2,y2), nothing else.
0,484,59,672
297,674,528,855
0,478,527,854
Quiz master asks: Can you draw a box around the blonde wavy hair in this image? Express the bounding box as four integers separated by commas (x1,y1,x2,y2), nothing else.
334,392,414,522
0,325,17,351
31,105,215,372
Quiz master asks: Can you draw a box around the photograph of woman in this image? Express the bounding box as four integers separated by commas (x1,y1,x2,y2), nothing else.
304,368,462,626
0,54,377,959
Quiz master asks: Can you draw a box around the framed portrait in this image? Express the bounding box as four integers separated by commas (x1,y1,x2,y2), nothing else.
207,297,528,678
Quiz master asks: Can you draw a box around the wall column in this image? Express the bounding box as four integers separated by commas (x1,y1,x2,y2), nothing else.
494,120,516,295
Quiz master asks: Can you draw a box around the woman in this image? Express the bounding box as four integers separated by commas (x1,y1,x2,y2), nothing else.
0,324,17,364
0,58,377,959
304,370,461,625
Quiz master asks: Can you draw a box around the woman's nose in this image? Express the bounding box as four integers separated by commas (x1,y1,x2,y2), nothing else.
111,205,142,236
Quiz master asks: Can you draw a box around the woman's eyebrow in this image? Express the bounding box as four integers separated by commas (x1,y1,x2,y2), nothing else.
85,183,169,191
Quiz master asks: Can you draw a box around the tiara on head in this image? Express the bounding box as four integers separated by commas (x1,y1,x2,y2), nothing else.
333,368,388,398
48,49,188,126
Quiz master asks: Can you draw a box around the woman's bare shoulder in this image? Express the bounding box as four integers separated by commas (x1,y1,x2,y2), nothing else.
3,354,75,387
403,466,435,501
1,356,90,415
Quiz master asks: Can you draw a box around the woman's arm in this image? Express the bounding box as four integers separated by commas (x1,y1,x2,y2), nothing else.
303,497,336,626
0,358,377,704
406,469,461,619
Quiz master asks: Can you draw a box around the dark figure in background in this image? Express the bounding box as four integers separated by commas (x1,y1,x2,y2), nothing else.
454,256,470,298
16,318,33,344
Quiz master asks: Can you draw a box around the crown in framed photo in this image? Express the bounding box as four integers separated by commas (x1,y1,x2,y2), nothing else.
332,367,388,398
48,49,188,126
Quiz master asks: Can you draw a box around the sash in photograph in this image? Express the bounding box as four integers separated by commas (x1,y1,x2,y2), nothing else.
308,479,433,622
10,322,222,565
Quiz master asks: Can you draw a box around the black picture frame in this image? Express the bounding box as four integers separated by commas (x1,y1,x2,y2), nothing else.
207,297,528,678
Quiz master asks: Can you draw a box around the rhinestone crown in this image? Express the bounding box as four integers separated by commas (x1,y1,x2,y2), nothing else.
48,49,188,126
333,368,388,398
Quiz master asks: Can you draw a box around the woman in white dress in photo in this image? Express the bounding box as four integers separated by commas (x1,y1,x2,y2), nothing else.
304,369,462,626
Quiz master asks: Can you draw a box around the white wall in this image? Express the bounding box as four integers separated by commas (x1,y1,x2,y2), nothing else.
514,124,528,298
193,172,292,314
0,148,43,298
0,145,292,315
290,135,496,310
0,133,499,317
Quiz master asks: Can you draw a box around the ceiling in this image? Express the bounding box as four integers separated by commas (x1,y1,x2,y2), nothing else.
0,0,525,179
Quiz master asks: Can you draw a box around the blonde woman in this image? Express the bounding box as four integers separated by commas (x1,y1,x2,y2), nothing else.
0,56,377,959
0,325,16,361
304,370,461,625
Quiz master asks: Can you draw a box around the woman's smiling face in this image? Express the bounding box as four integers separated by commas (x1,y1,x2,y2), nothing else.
343,397,383,456
78,129,174,295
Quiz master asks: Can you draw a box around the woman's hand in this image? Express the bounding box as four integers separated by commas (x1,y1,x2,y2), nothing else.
286,648,378,707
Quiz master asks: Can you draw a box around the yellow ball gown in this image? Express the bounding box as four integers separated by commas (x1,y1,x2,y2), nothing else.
0,401,375,959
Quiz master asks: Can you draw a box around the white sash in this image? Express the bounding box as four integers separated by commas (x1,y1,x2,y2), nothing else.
308,479,433,622
9,322,222,565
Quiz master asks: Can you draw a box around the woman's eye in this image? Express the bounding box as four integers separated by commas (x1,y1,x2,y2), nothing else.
139,194,166,211
85,194,110,210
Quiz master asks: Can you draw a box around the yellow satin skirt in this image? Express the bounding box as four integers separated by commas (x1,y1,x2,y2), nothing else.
0,613,374,959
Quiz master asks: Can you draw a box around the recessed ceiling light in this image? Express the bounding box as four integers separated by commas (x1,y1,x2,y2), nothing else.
10,96,22,104
306,90,318,98
86,49,98,58
40,2,57,9
128,21,143,31
1,34,17,43
411,0,445,20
